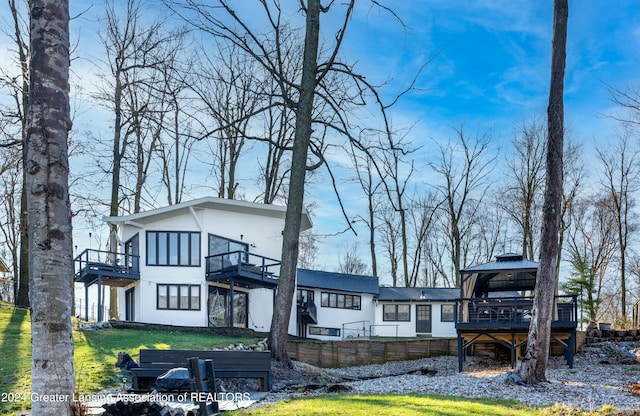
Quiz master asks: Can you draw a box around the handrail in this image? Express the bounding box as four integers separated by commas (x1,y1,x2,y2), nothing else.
73,248,140,276
205,250,281,280
455,294,577,324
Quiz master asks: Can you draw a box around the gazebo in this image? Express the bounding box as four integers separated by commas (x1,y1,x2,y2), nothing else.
455,253,577,371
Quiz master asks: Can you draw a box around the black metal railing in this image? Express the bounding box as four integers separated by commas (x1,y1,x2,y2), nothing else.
73,248,140,279
455,294,577,327
205,250,281,281
297,300,317,324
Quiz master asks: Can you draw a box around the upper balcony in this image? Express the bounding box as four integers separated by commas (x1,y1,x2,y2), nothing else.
205,250,280,289
297,300,318,324
74,249,140,287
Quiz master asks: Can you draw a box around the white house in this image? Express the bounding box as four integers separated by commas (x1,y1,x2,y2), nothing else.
74,196,459,340
74,196,312,333
295,270,458,340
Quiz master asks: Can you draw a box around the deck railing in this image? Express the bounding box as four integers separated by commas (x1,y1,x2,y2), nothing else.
455,294,577,328
73,248,140,278
205,250,281,281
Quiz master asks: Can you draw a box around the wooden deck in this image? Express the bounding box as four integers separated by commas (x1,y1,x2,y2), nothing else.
455,295,578,371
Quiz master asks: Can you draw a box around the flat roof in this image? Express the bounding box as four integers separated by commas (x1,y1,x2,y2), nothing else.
296,269,379,295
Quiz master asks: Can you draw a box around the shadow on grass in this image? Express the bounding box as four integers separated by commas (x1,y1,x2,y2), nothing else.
0,307,30,414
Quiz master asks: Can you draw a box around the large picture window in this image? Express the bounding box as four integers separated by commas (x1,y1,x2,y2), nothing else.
320,292,361,310
157,284,201,310
383,304,411,321
147,231,200,266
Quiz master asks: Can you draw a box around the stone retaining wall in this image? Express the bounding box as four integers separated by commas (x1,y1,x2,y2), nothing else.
585,328,640,344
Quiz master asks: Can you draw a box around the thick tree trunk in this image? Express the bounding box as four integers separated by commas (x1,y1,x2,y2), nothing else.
269,0,320,364
515,0,568,384
26,0,75,413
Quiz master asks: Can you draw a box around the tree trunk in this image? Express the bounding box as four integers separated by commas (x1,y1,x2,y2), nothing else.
269,0,320,364
515,0,568,384
26,0,75,413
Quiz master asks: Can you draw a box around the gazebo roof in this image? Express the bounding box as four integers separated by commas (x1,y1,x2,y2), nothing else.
460,253,538,298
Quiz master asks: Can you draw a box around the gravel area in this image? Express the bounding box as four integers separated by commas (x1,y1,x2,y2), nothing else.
262,346,640,413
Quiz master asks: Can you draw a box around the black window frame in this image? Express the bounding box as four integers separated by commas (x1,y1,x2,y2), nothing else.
308,327,341,337
319,291,361,310
147,231,201,267
383,304,411,321
441,304,455,322
157,284,201,310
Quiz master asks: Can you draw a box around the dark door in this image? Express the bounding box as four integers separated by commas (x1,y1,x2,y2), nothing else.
416,305,431,334
125,287,135,321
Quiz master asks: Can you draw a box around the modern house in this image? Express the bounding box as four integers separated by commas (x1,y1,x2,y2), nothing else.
74,196,312,334
455,253,578,371
73,196,461,341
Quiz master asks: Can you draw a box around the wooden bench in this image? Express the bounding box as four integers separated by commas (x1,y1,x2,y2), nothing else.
129,349,272,392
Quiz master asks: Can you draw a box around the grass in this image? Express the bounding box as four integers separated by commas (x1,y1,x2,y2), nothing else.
0,304,629,416
0,304,261,414
228,396,632,416
229,394,542,416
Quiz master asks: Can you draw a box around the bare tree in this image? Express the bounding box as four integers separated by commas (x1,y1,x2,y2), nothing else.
596,129,640,324
429,127,496,286
168,0,410,364
1,0,30,308
96,0,184,317
337,243,369,275
26,0,75,413
502,117,546,260
515,0,568,384
190,41,262,200
350,150,382,276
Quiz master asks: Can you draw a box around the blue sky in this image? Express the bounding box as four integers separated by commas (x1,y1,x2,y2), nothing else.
305,1,640,271
2,1,639,275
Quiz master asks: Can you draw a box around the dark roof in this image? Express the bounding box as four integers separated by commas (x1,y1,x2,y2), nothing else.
460,252,537,273
460,253,538,295
378,287,459,302
296,269,379,295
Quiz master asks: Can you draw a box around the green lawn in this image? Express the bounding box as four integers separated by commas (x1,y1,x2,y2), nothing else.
0,305,627,416
0,305,261,414
227,395,624,416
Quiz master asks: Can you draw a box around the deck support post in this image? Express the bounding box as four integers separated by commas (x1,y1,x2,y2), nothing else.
97,274,103,322
457,335,464,372
510,332,516,368
229,279,235,328
567,329,575,368
84,284,89,321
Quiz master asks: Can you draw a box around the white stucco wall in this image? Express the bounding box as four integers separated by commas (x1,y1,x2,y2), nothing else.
110,201,294,329
302,289,376,340
373,302,457,338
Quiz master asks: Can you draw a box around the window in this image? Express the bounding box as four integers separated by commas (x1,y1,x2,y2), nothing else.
147,231,201,266
441,304,455,322
157,284,201,310
208,234,248,267
297,289,314,305
383,304,411,321
319,292,361,310
308,327,340,337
